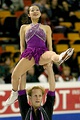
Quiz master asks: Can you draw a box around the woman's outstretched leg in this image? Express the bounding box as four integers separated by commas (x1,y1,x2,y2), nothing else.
4,57,35,106
39,48,74,65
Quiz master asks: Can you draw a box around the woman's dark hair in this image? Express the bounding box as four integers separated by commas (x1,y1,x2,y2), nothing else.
21,13,31,24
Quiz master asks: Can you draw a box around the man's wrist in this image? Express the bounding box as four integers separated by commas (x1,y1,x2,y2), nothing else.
48,91,55,96
18,90,26,96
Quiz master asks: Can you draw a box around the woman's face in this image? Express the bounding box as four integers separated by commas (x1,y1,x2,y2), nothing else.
28,5,41,19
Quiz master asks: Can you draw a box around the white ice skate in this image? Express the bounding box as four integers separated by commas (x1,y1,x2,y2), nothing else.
59,48,74,65
4,90,18,106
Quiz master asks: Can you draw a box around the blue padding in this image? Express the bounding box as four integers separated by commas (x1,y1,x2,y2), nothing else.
0,113,80,120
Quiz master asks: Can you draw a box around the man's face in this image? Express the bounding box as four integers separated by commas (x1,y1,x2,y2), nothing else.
30,88,43,109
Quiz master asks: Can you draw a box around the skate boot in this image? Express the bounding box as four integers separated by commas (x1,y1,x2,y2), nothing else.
59,48,74,65
4,90,18,106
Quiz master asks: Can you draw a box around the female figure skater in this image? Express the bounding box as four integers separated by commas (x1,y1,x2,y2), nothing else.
5,5,74,106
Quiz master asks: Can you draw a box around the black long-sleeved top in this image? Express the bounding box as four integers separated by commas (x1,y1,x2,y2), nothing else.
18,90,55,120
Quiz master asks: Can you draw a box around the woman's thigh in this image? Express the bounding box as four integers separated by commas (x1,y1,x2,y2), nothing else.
39,51,56,65
12,57,35,77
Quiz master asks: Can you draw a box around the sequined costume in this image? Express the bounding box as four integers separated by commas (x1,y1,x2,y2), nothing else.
20,23,48,64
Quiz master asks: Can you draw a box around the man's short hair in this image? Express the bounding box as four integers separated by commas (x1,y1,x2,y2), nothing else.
27,86,45,96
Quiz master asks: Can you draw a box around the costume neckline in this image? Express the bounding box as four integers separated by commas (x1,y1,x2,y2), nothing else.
31,23,40,26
